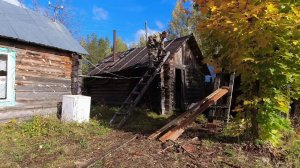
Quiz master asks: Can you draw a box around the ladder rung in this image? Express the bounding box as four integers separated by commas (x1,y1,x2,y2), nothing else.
109,52,171,127
123,100,132,103
116,112,128,115
211,105,228,109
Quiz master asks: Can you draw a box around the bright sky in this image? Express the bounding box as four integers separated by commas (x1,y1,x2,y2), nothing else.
10,0,177,45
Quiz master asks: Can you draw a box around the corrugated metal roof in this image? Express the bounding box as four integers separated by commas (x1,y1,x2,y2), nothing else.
0,0,88,55
89,35,209,76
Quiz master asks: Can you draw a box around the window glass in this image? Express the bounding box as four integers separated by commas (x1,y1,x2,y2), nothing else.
0,54,7,99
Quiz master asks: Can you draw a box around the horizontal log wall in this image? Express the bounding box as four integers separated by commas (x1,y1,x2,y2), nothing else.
0,39,74,121
84,70,161,109
85,78,135,106
184,43,210,104
164,42,210,113
84,39,211,114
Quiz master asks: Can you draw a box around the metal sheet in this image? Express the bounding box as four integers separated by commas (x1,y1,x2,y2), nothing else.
89,36,192,76
0,1,88,55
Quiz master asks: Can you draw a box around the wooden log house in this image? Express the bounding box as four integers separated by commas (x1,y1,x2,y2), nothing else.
85,35,212,114
0,1,88,122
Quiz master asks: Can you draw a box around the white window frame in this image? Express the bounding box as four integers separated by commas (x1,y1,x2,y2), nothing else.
0,48,16,107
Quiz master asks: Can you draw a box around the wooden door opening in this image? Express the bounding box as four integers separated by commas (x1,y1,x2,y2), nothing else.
175,68,184,111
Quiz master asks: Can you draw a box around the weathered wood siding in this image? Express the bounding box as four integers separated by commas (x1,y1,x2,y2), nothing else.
162,42,210,113
0,40,74,122
85,78,135,106
84,69,161,109
184,43,210,104
84,38,211,115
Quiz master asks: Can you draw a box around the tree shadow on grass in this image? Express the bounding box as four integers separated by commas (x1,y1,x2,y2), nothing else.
181,122,254,144
90,104,176,135
90,104,250,144
181,127,241,144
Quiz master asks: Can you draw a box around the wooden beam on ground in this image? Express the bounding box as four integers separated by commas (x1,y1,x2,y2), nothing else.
148,88,221,140
158,87,229,142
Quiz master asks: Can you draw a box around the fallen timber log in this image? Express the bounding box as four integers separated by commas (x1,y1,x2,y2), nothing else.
148,87,229,142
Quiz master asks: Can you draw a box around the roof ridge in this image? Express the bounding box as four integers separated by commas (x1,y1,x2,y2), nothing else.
98,35,192,65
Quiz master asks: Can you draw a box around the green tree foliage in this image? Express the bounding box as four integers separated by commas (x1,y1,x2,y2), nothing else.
190,0,300,145
80,34,111,74
139,36,147,47
80,34,129,74
115,37,128,52
168,0,194,39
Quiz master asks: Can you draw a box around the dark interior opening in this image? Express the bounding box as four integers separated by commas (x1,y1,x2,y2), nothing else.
175,68,183,111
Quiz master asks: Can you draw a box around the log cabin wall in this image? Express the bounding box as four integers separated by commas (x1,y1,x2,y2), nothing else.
84,35,211,115
85,78,137,106
84,68,162,109
0,39,76,122
162,42,209,114
184,43,209,104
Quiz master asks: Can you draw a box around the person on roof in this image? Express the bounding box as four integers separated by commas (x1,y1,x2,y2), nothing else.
147,31,168,68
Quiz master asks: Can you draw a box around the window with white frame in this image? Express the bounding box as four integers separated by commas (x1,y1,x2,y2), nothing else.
0,48,16,107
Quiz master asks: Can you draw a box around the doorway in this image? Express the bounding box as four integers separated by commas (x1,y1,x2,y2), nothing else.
175,68,184,111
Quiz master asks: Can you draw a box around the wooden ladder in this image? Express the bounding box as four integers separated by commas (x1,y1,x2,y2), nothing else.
109,52,171,128
208,72,235,124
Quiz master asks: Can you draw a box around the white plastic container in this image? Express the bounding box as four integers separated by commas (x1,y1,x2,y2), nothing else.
61,95,91,123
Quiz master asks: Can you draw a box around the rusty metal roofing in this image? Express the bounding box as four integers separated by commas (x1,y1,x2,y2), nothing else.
89,35,208,76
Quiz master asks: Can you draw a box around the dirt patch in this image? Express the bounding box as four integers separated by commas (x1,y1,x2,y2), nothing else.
77,124,286,168
0,111,293,168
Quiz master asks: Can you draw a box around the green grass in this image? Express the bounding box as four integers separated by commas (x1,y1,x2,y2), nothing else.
0,116,111,167
0,104,173,167
285,134,300,168
1,104,298,167
90,104,173,133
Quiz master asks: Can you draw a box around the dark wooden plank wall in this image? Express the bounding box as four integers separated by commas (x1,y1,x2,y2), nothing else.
84,40,211,114
84,69,162,108
163,42,210,113
184,43,210,104
85,78,135,106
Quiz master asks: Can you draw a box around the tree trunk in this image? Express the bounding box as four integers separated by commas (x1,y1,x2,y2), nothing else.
291,100,300,128
251,80,260,139
251,107,259,139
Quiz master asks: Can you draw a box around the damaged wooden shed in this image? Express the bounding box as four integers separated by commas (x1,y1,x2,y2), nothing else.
0,1,88,122
85,35,211,114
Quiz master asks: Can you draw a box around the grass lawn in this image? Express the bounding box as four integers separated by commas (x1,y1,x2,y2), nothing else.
0,105,170,167
0,105,299,168
0,116,111,167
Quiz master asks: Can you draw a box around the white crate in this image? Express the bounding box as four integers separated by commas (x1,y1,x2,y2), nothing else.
62,95,91,123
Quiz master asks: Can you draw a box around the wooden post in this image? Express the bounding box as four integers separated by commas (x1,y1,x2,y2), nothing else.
145,21,148,41
71,53,81,95
160,66,166,115
208,74,221,122
112,30,116,62
225,72,235,124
